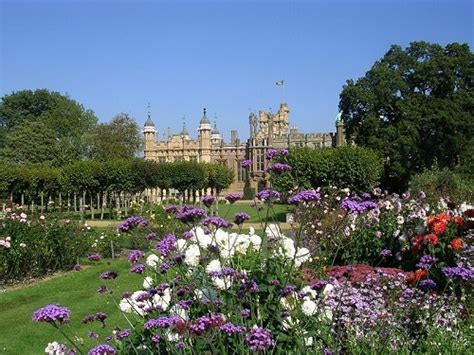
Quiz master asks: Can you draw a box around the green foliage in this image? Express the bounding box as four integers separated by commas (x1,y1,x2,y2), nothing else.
87,113,142,160
170,161,206,195
0,89,97,165
205,163,234,193
410,167,473,205
339,41,474,191
273,146,382,194
0,212,93,283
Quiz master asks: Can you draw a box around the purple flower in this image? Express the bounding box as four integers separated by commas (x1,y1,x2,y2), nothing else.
165,204,179,214
238,279,259,297
151,334,161,343
100,271,118,280
281,284,296,297
175,342,185,350
88,344,116,355
203,217,233,229
202,195,216,208
416,255,436,269
117,216,149,233
401,288,415,299
144,316,181,330
241,159,252,168
145,231,157,241
322,348,333,355
442,266,474,281
189,313,225,335
245,326,275,352
88,253,101,262
178,299,193,310
380,249,392,257
288,190,321,204
225,193,242,204
73,264,82,271
266,148,277,160
182,231,193,239
88,331,99,339
340,199,365,214
267,163,292,174
176,207,206,223
97,285,107,294
128,250,144,264
156,234,177,257
116,329,131,340
121,291,132,299
220,322,246,335
130,263,145,274
279,148,288,156
32,304,71,324
234,212,250,225
256,189,281,202
241,308,251,318
419,279,437,289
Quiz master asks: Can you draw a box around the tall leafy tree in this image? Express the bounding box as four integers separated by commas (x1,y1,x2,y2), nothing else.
339,41,473,190
0,89,97,163
87,113,143,160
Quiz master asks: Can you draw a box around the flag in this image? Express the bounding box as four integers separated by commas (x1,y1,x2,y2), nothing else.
275,80,284,86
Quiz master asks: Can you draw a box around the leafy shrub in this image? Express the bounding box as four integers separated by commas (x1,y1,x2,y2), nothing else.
410,167,473,205
272,146,382,194
0,210,93,283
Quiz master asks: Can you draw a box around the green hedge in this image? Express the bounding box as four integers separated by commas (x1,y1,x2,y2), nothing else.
273,146,383,194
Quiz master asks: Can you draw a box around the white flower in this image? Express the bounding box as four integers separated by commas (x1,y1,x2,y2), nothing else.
265,223,283,239
249,233,262,250
280,293,297,310
153,288,171,311
304,336,313,346
191,227,212,248
322,284,334,297
301,300,318,316
206,259,222,274
143,276,153,289
146,254,161,268
45,341,60,355
300,286,317,299
166,331,180,342
213,276,232,290
169,303,189,321
195,288,217,303
119,298,133,313
294,247,311,267
281,316,299,330
397,216,405,225
176,239,187,252
184,244,200,267
20,212,27,219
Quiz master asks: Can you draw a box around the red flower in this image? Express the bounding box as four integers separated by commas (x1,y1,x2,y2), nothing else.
450,238,464,251
454,217,464,227
408,269,427,283
431,220,448,234
425,234,439,246
412,235,424,245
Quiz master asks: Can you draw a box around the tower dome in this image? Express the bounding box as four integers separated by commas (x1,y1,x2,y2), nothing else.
198,108,212,131
211,121,222,141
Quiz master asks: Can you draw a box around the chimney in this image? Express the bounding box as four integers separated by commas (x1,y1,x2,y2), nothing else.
231,130,238,145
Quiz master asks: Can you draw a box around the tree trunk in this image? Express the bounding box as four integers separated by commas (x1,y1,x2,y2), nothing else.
59,192,62,212
21,193,24,207
101,192,106,220
74,193,77,212
90,194,95,220
124,193,128,217
40,191,44,214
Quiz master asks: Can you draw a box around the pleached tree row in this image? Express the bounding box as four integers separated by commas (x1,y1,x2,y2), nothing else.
0,159,234,219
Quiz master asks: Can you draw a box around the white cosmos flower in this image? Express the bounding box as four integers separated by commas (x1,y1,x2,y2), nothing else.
213,276,232,290
143,276,153,289
153,288,171,311
146,254,161,268
397,216,405,225
322,284,334,297
184,244,200,267
300,285,317,299
206,259,222,274
191,227,213,248
249,233,262,250
301,300,318,316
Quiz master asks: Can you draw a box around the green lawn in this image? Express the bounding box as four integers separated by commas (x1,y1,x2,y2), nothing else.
215,203,291,223
0,258,141,354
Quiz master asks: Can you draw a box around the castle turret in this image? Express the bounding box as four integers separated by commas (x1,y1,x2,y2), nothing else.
143,107,156,158
211,121,222,145
335,111,346,146
198,108,212,162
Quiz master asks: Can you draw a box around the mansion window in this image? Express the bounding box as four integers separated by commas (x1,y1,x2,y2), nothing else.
256,149,265,171
237,162,246,181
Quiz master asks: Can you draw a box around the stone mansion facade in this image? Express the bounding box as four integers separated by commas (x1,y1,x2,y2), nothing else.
143,103,345,194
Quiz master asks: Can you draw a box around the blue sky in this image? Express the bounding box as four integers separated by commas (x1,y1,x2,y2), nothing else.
1,0,472,141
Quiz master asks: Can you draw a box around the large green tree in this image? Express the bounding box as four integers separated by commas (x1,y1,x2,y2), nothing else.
87,113,143,160
0,89,97,164
339,41,473,190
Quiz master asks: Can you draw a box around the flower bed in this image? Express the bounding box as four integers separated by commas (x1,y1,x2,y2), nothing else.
31,154,473,354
